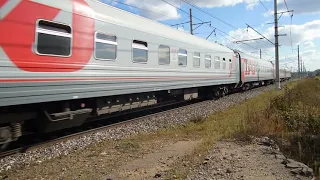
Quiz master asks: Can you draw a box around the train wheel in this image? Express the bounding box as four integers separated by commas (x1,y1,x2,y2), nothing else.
0,142,10,151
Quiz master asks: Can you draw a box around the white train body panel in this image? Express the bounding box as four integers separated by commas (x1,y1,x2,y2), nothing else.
0,0,238,107
238,53,274,83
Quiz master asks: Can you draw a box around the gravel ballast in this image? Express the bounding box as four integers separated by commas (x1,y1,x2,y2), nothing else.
0,84,281,172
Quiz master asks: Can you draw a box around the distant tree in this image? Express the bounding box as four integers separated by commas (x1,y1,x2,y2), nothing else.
314,69,320,76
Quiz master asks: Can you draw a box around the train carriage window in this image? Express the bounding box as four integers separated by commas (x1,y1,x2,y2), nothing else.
178,49,187,66
36,20,72,56
133,40,148,63
214,56,220,69
229,59,232,70
193,52,200,68
205,55,211,68
95,32,117,60
222,58,226,70
159,45,170,65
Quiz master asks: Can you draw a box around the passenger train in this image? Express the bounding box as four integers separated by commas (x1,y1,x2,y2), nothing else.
0,0,291,146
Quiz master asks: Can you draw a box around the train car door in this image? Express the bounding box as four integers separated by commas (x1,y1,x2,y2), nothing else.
234,52,244,87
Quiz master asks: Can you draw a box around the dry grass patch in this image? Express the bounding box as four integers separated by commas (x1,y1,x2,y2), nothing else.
165,81,302,179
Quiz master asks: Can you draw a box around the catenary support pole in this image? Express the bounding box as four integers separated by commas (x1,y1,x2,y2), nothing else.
300,57,303,78
260,49,262,59
274,0,281,90
298,45,300,78
189,8,193,35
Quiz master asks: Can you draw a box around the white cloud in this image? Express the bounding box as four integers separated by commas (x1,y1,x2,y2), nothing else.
303,41,315,50
185,0,260,9
278,0,320,15
124,0,181,21
228,20,320,70
229,20,320,49
116,0,271,21
280,50,320,71
264,0,320,17
100,0,319,70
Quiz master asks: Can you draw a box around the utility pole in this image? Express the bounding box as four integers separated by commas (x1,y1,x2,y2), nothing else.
260,49,262,59
301,58,303,78
303,61,306,77
274,0,280,90
189,8,193,35
297,45,300,78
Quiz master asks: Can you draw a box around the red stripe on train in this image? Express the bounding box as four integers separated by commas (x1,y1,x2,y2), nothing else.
0,0,8,8
0,76,233,83
0,0,94,72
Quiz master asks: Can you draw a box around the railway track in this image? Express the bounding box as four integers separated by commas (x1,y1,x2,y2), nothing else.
0,98,208,158
0,82,287,159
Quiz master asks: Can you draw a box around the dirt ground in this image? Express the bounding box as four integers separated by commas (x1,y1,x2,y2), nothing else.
107,140,201,180
2,137,313,180
185,140,312,180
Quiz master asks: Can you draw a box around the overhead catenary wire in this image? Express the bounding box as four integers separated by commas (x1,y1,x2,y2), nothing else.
170,16,192,27
164,0,265,51
102,0,228,49
180,0,237,30
180,0,272,51
246,23,275,46
283,0,290,12
106,0,180,20
106,0,266,53
105,0,269,54
258,0,270,13
283,0,294,51
289,14,293,50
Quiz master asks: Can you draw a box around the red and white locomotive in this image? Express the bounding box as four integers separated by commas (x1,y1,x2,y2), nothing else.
0,0,290,146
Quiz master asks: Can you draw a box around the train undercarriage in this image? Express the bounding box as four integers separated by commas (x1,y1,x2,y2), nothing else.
0,79,277,149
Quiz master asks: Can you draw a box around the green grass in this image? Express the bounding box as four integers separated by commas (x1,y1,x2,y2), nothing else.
101,78,318,179
6,79,319,180
271,78,320,134
166,79,320,179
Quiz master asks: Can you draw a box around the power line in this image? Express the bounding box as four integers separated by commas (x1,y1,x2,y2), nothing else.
234,37,264,43
107,0,180,20
246,23,275,45
283,0,290,12
107,0,233,49
258,0,270,12
170,21,190,27
211,27,260,50
289,14,293,50
180,0,270,51
180,0,237,30
112,0,261,52
283,0,294,51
